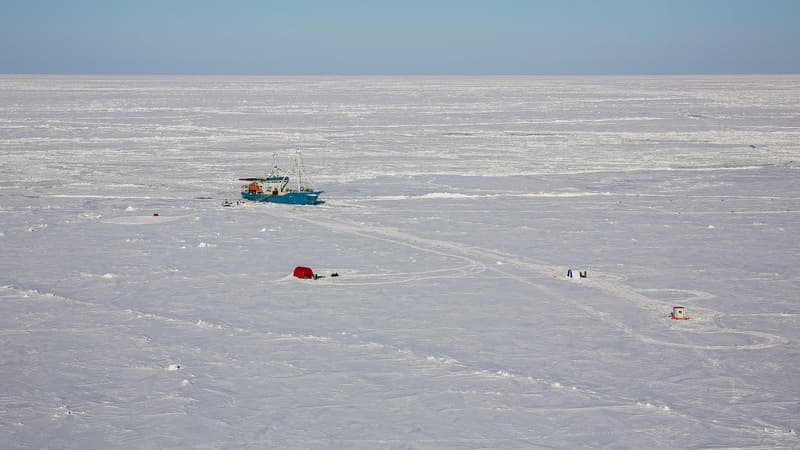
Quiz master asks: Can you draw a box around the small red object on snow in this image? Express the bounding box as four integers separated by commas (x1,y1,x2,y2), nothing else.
293,266,314,279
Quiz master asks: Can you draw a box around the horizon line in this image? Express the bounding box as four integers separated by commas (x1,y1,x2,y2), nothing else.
2,72,799,77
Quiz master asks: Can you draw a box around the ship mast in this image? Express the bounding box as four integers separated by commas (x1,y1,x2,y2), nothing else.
293,149,316,192
267,153,280,178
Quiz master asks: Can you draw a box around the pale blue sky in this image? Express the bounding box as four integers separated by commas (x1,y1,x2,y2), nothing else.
1,0,798,75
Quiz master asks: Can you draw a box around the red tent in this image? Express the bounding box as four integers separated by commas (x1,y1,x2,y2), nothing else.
293,266,314,279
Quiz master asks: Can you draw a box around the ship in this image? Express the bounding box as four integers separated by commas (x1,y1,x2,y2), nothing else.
239,152,323,205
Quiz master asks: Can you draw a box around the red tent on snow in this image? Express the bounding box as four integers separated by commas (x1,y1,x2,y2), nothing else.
293,266,314,279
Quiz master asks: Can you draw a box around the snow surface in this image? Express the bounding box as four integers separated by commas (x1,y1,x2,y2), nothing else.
1,75,799,449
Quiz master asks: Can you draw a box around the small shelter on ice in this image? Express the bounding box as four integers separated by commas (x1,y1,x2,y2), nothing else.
293,266,315,279
670,306,689,320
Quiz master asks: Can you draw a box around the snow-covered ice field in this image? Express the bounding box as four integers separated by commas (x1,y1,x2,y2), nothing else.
1,75,799,449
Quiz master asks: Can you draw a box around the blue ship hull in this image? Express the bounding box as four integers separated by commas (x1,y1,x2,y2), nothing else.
241,191,323,205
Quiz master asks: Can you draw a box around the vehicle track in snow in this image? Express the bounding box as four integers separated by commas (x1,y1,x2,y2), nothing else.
278,207,790,353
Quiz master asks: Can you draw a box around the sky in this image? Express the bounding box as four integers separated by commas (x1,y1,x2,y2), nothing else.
1,0,799,75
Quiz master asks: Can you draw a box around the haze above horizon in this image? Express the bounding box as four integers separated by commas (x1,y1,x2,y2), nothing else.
2,0,798,75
